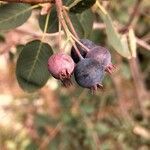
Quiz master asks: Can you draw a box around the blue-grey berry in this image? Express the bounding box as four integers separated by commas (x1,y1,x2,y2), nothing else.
86,46,116,74
74,58,105,91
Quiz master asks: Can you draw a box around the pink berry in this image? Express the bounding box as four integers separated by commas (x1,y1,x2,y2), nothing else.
48,53,75,87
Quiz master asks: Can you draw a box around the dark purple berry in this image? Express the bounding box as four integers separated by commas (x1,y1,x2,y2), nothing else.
71,39,96,63
86,46,116,74
79,39,96,50
48,52,75,86
74,58,105,91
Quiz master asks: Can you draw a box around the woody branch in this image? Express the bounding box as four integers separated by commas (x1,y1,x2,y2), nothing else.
0,0,55,4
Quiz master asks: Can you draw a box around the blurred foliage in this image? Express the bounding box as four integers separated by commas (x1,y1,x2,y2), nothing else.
0,0,150,150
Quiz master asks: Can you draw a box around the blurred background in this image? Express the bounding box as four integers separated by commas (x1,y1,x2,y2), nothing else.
0,0,150,149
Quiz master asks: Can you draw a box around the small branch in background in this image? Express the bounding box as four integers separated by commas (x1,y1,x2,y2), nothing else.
136,38,150,51
111,55,135,123
15,28,41,38
0,31,21,54
133,125,150,139
93,22,150,52
15,27,58,37
129,57,149,118
24,113,40,146
120,0,143,33
0,42,13,54
141,33,150,42
0,0,55,4
39,123,62,150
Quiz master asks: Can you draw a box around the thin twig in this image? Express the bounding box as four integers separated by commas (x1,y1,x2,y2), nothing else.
136,38,150,51
70,33,90,52
0,0,54,4
141,33,150,42
92,19,150,52
129,57,149,118
0,31,21,54
58,19,62,51
82,112,100,150
39,123,62,149
41,11,50,42
0,42,13,54
71,38,84,60
120,0,143,33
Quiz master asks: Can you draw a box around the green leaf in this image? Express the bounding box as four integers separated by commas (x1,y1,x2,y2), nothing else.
69,13,84,38
97,4,131,58
16,44,25,56
69,9,94,38
0,3,33,30
39,6,59,33
89,29,106,45
68,0,96,13
16,40,53,92
77,9,94,38
104,15,131,58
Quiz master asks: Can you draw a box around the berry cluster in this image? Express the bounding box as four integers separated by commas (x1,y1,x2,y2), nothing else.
48,39,116,91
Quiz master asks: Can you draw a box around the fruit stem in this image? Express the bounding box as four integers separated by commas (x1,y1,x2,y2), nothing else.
68,0,82,10
55,0,83,59
58,20,62,51
41,11,50,42
63,7,79,39
70,38,84,60
62,7,92,55
55,0,68,36
70,33,91,52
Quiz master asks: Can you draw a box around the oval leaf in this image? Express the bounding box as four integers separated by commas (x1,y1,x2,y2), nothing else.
69,13,84,38
39,6,59,33
0,3,32,30
16,40,53,92
77,9,94,38
97,4,131,58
